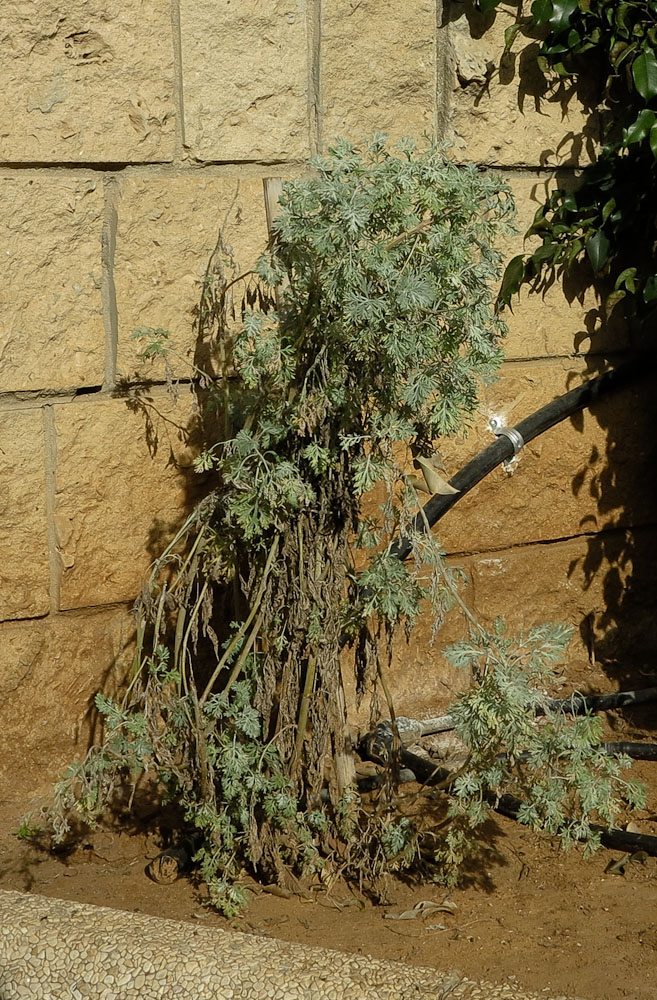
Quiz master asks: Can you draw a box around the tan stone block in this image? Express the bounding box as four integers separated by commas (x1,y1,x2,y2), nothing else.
385,572,476,720
54,388,210,609
499,175,627,359
322,0,436,145
0,2,175,164
0,409,50,619
0,174,105,392
181,0,310,162
446,5,599,167
0,607,134,792
115,175,269,381
470,537,601,655
470,527,657,671
342,560,476,732
433,360,657,554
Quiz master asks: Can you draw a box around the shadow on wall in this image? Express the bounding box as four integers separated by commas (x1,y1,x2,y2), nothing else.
568,355,657,715
443,0,602,166
445,2,657,717
80,227,265,752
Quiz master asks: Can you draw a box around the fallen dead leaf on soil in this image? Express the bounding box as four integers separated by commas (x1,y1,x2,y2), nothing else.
384,898,457,920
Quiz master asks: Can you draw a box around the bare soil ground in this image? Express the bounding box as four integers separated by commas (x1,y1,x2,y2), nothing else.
2,750,656,1000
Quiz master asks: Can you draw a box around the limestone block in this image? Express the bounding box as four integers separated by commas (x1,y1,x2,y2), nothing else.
434,360,657,555
115,175,269,382
342,567,475,732
0,174,104,392
0,409,49,620
471,537,602,654
181,0,310,162
500,175,627,359
445,4,599,167
0,607,134,793
470,527,657,669
386,570,476,719
53,388,210,610
322,0,436,145
0,2,175,163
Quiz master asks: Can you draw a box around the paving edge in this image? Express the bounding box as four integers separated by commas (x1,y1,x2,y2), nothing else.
0,889,581,1000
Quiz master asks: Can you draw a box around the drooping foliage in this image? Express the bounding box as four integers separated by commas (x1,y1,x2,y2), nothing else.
43,136,643,913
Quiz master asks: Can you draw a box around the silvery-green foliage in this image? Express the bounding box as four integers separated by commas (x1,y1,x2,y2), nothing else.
434,621,647,882
44,137,526,911
208,135,515,561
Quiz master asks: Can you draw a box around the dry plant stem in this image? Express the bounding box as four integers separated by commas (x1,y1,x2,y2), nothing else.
128,619,146,690
173,606,188,696
180,580,209,690
221,608,265,697
171,527,207,594
384,218,431,251
122,588,169,709
291,656,316,775
199,536,280,705
333,681,357,793
153,583,167,648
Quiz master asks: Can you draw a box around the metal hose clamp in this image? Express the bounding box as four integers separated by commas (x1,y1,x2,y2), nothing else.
489,416,525,471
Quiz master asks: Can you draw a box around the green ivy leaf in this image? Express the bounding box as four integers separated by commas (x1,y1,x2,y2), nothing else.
497,254,526,308
632,49,657,99
504,22,522,53
615,3,632,35
586,231,610,272
623,108,656,145
601,197,616,223
650,122,657,159
643,275,657,303
614,267,637,293
605,289,626,317
549,0,578,33
531,0,553,25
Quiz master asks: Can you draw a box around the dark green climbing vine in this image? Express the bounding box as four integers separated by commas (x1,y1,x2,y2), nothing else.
478,0,657,321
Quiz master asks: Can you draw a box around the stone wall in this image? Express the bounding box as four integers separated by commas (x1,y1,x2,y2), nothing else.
2,1,655,798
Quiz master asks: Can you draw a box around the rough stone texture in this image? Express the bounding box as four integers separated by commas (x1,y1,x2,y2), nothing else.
446,4,599,167
322,0,436,145
181,0,310,162
115,175,269,381
0,2,175,164
501,175,627,360
470,527,657,669
471,537,602,638
53,388,211,610
435,360,657,555
0,174,104,392
0,409,49,620
0,607,134,793
343,573,475,729
0,889,581,1000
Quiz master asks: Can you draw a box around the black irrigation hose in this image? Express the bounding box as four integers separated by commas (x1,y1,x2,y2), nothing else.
392,357,650,561
342,357,654,646
369,686,657,744
360,740,657,787
603,742,657,761
493,791,657,858
360,745,657,858
544,687,657,715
